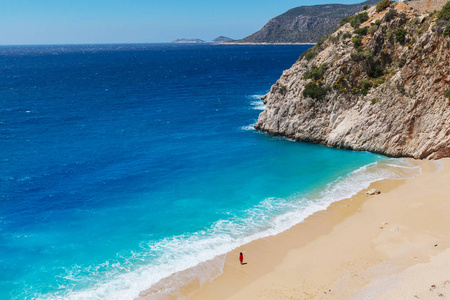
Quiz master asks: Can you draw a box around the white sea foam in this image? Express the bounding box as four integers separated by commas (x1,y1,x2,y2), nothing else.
38,158,420,300
250,101,266,110
247,94,266,110
247,94,265,100
240,122,256,131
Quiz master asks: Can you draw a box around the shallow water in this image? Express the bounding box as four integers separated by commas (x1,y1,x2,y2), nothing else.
0,44,417,299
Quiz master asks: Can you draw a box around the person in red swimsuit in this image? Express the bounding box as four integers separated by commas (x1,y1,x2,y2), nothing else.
239,252,243,265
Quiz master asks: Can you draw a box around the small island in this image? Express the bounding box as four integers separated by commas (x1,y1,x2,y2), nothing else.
171,38,206,43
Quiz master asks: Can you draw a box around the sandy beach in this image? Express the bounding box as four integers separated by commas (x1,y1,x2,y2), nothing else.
141,158,450,300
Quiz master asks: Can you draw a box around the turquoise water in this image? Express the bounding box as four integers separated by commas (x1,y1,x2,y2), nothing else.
0,44,416,299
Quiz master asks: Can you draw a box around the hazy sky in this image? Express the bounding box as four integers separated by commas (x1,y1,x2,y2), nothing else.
0,0,366,45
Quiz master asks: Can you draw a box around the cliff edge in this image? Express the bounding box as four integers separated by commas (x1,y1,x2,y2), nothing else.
255,0,450,159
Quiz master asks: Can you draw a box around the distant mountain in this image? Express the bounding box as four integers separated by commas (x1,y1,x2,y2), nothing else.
171,38,205,43
234,0,378,44
211,36,234,43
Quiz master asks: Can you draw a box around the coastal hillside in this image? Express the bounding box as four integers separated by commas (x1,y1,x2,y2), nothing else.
255,0,450,159
235,0,378,44
212,36,234,43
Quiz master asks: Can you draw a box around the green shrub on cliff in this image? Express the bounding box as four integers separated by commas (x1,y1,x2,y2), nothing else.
376,0,393,12
342,32,352,39
352,37,362,48
303,82,330,100
340,16,353,26
350,12,369,29
444,25,450,36
299,48,316,61
437,1,450,22
445,89,450,99
304,63,328,81
354,26,369,36
369,25,378,34
395,28,407,44
384,8,397,22
369,61,384,78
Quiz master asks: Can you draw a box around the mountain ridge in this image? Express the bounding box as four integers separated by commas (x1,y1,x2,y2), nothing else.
234,0,379,44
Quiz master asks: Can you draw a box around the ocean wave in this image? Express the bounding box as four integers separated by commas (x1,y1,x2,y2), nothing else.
239,122,256,131
246,94,265,100
38,158,420,300
246,94,266,110
250,101,266,111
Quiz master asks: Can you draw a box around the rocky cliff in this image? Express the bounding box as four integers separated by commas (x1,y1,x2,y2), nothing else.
235,0,378,44
255,0,450,159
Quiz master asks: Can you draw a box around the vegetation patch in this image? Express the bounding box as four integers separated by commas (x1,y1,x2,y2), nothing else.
369,61,384,78
445,89,450,99
304,63,328,81
299,47,316,61
316,36,329,50
342,32,352,39
384,8,397,22
303,82,331,100
351,12,369,29
340,16,353,27
299,36,330,61
437,1,450,23
395,28,407,44
369,25,378,34
376,0,393,13
354,26,369,36
352,37,362,49
363,5,370,10
444,25,450,36
340,12,369,29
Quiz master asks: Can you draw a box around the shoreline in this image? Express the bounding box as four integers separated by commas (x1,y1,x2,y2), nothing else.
137,158,450,299
181,158,449,299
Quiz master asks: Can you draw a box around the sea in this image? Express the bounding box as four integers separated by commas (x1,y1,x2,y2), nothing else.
0,43,421,299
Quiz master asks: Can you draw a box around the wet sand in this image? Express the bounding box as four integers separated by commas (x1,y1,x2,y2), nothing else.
138,158,450,299
186,159,450,299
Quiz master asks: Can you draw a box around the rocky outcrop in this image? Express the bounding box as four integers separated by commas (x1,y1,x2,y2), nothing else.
255,1,450,159
367,189,381,195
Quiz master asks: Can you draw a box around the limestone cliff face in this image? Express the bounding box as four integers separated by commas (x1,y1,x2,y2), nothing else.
255,1,450,159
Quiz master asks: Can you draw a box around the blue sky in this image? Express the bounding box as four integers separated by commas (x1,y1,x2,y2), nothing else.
0,0,366,45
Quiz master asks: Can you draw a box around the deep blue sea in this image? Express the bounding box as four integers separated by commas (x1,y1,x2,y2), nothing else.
0,44,419,299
